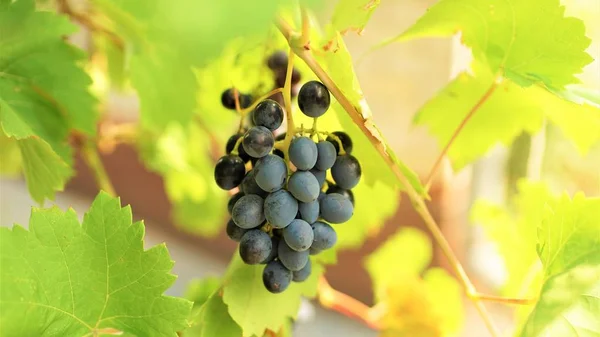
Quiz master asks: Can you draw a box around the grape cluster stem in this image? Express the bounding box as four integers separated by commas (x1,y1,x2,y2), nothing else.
274,13,530,337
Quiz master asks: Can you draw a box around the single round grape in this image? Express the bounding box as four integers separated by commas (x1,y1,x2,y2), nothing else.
278,241,309,271
289,137,318,170
261,236,280,264
253,99,284,131
331,155,362,189
319,193,353,224
327,184,355,206
263,260,292,294
288,171,320,203
243,126,274,158
283,219,314,251
226,133,251,163
292,258,311,282
315,141,337,171
239,230,272,265
267,50,288,70
214,154,246,190
309,168,326,188
232,194,266,229
311,221,337,250
298,200,319,224
221,88,252,110
227,192,244,215
264,189,298,229
226,218,248,242
240,170,268,198
326,131,353,154
298,81,330,118
254,154,287,192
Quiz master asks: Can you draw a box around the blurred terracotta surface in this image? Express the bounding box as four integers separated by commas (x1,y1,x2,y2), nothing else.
67,143,470,304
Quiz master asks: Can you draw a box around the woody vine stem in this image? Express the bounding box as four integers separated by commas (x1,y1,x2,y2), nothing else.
275,13,534,337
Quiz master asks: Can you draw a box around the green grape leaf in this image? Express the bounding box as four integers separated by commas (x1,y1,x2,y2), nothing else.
138,123,228,237
537,194,600,279
518,193,600,337
0,131,21,176
222,254,323,337
415,62,600,169
186,293,242,337
391,0,592,90
0,192,192,336
184,277,222,312
365,228,463,336
17,138,74,203
329,0,380,36
0,0,98,202
471,180,552,295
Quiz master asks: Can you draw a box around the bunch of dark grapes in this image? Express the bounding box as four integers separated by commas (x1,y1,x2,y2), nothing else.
214,80,361,294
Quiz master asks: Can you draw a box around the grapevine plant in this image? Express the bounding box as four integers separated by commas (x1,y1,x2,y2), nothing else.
0,0,599,336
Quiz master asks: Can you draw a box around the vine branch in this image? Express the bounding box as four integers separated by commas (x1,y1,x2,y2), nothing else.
275,15,501,337
58,0,124,50
424,79,500,188
81,140,116,196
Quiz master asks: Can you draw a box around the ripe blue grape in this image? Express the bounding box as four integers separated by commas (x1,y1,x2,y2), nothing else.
327,184,355,206
315,141,337,170
292,258,311,282
289,137,318,170
239,229,272,265
309,168,326,188
298,199,319,224
309,246,322,255
232,194,265,229
254,154,287,192
319,193,353,224
227,192,244,215
267,50,288,70
221,88,252,110
240,170,268,198
226,218,248,242
243,126,274,158
226,133,250,162
326,131,353,154
283,219,314,251
264,190,298,229
298,81,330,118
214,154,246,190
288,171,320,202
263,260,292,294
331,154,362,189
253,99,284,131
261,236,280,264
311,221,337,250
278,241,309,271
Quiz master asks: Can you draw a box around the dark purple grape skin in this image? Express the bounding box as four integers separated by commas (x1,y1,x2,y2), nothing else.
263,260,292,294
298,81,330,118
327,184,355,206
227,192,244,215
292,258,311,282
240,170,269,198
331,154,362,189
221,88,252,110
311,221,337,250
252,99,284,131
326,131,353,154
239,229,272,265
226,133,251,162
267,50,288,70
214,155,246,190
226,218,248,242
243,126,274,158
261,236,280,264
275,68,301,87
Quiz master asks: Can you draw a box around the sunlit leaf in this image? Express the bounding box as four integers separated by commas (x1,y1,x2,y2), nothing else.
0,192,192,336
